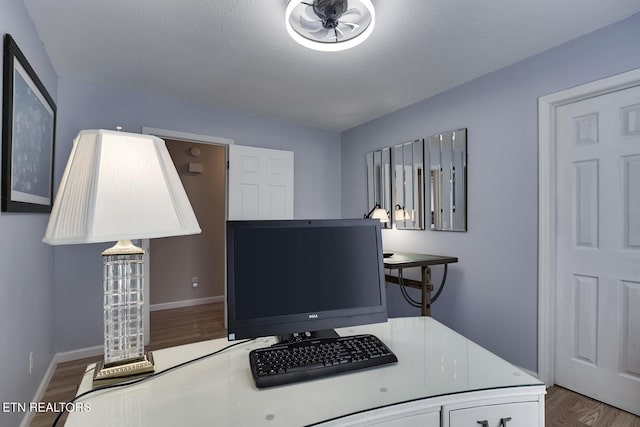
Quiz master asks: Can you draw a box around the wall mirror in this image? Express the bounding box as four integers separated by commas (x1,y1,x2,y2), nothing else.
366,148,391,228
392,140,425,230
428,128,467,231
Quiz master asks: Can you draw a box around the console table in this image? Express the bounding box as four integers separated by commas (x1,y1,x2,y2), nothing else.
65,317,545,427
384,252,458,316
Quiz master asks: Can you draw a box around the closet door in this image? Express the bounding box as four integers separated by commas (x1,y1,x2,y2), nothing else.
554,84,640,415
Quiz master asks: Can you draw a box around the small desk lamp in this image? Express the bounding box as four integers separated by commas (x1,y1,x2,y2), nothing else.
364,203,392,257
394,204,411,222
364,203,389,223
43,129,201,386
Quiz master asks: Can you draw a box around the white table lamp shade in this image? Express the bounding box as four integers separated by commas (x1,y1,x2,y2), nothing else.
369,207,389,222
43,129,201,245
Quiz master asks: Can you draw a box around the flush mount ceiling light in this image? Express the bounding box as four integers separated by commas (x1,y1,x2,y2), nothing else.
285,0,375,52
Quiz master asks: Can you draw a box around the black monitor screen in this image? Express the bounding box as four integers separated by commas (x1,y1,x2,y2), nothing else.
226,219,387,340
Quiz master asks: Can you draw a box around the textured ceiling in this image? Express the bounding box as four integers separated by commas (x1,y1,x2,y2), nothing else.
24,0,640,131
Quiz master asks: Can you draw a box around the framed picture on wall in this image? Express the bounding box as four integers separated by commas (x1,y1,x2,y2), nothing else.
2,34,56,213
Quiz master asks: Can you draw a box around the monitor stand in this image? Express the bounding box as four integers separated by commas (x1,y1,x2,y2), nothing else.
275,329,339,346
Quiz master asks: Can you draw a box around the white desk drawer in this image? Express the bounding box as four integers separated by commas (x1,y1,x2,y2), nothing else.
317,400,440,427
449,401,539,427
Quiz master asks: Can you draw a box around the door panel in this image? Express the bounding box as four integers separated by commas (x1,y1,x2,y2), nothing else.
621,280,640,378
228,145,294,220
623,155,640,248
555,85,640,415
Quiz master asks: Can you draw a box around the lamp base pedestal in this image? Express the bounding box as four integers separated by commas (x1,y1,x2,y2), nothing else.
92,352,155,387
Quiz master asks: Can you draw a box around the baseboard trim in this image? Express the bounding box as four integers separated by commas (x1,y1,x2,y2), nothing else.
150,295,224,312
20,346,101,427
55,345,103,364
20,355,59,427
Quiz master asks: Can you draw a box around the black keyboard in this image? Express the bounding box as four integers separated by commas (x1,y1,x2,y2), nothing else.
249,334,398,388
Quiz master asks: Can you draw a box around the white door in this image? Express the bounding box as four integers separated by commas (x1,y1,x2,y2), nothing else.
228,145,294,220
555,84,640,415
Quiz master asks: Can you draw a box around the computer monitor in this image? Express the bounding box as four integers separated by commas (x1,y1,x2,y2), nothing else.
226,219,388,341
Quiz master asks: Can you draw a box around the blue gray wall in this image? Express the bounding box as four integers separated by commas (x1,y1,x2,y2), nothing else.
341,13,640,372
53,78,342,352
0,1,58,426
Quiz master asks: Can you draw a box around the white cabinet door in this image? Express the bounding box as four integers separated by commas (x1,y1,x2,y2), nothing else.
228,145,294,220
448,402,539,427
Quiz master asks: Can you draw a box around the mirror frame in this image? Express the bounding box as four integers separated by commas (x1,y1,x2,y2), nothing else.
366,147,392,228
392,139,426,230
428,128,467,232
366,128,467,232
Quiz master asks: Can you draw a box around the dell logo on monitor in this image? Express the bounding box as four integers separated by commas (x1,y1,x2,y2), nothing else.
308,313,319,319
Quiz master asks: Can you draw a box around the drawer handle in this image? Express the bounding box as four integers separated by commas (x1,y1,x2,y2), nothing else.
476,417,511,427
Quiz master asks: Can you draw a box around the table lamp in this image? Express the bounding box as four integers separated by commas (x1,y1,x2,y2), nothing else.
43,129,201,386
364,203,389,222
394,204,411,222
364,203,392,257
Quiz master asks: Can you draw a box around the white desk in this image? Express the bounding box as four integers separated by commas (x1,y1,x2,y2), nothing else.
66,317,545,426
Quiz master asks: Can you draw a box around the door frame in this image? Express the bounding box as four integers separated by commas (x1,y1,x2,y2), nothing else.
140,127,234,343
537,68,640,385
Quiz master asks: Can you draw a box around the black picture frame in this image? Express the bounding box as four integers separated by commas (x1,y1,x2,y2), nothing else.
2,34,56,213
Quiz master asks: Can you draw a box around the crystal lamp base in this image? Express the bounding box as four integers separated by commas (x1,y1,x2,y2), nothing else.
95,240,154,387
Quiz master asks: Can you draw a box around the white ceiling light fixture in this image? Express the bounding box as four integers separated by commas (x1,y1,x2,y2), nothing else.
285,0,375,52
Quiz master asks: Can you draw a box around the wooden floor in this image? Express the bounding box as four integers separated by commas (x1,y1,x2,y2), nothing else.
30,302,639,426
545,386,639,426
